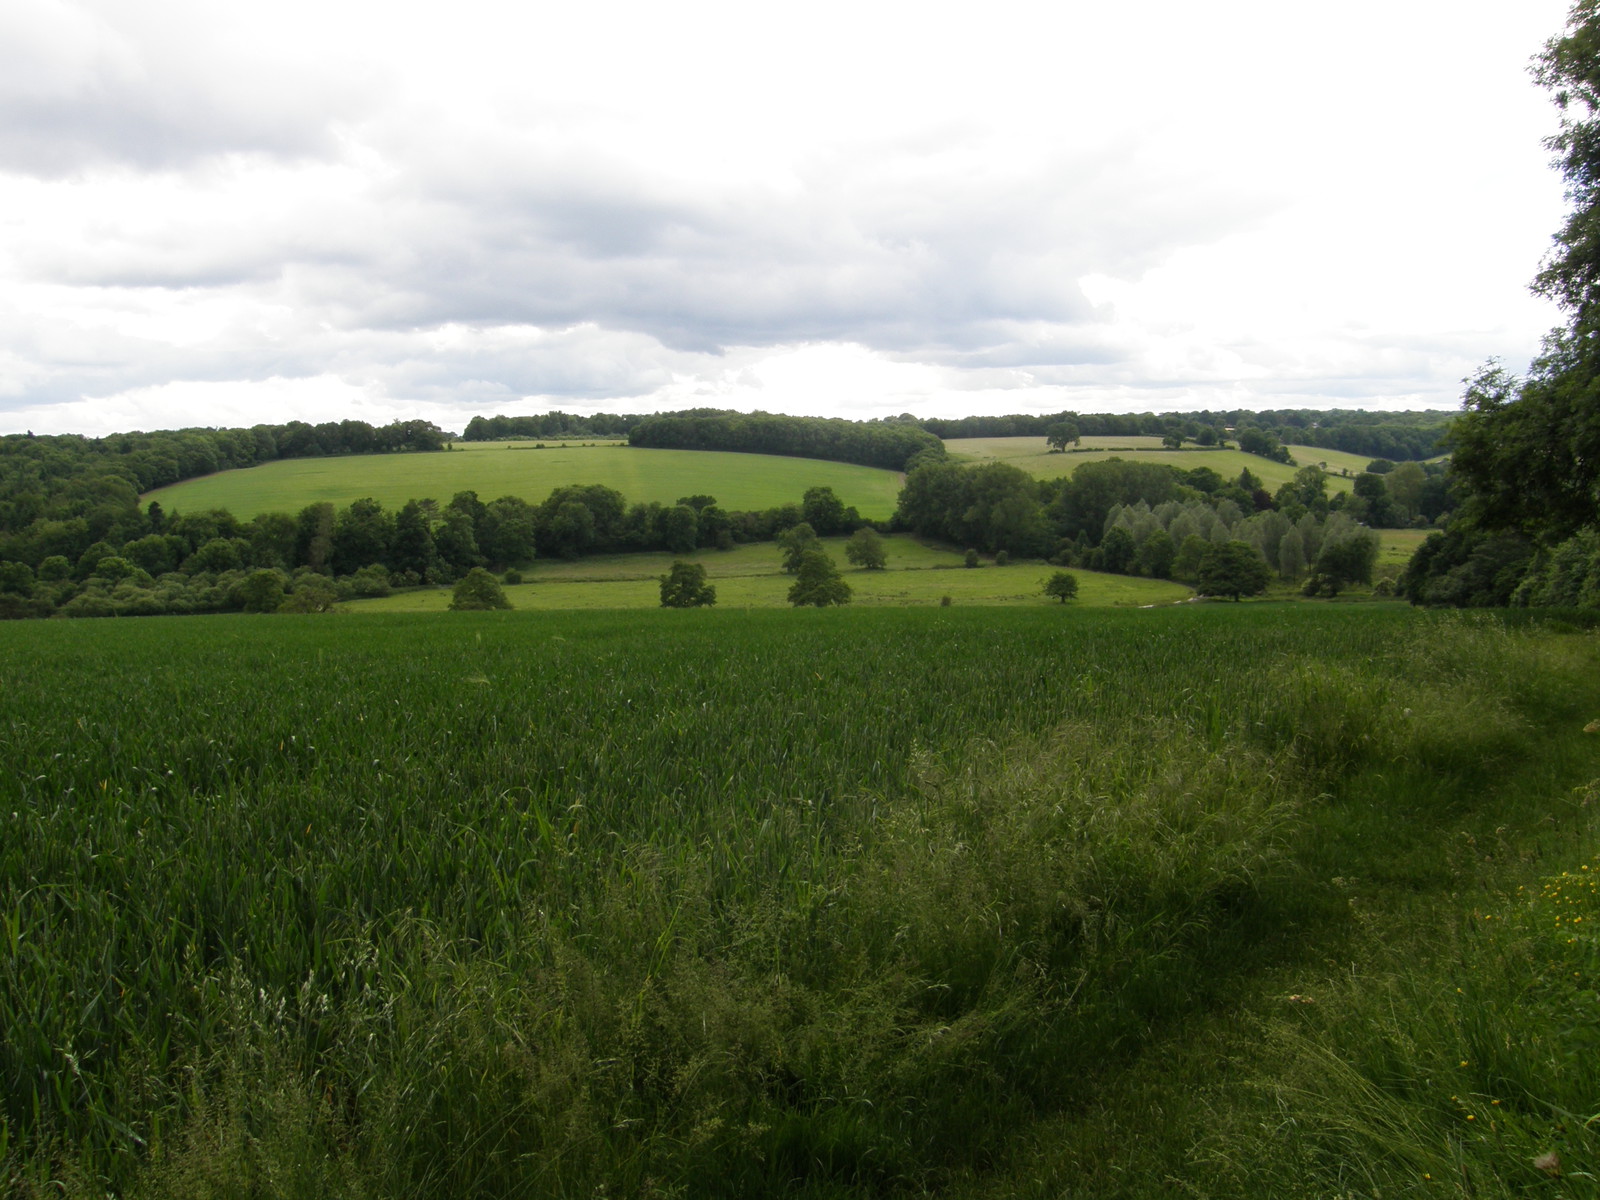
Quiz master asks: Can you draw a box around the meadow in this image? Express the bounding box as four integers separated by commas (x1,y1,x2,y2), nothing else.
143,442,905,521
344,535,1192,612
946,436,1363,493
3,605,1596,1197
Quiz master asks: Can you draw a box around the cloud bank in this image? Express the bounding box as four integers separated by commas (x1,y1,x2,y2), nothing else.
0,0,1575,436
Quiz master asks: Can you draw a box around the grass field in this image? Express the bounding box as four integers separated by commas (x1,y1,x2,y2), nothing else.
1378,527,1432,573
4,606,1598,1197
945,437,1358,494
344,536,1192,612
143,442,905,520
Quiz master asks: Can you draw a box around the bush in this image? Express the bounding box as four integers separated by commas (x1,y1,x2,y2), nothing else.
450,568,513,611
964,549,981,568
503,569,524,585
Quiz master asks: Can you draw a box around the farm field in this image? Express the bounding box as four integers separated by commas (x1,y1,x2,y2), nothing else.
945,437,1358,494
143,442,905,521
343,536,1192,612
1377,527,1432,572
3,606,1597,1197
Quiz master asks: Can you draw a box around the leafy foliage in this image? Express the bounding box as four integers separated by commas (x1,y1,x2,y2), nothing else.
844,526,888,569
449,567,512,610
658,560,717,608
1043,571,1079,603
787,548,852,606
629,409,944,471
1197,540,1272,601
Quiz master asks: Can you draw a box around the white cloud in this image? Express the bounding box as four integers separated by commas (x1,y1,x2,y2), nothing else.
0,0,1577,436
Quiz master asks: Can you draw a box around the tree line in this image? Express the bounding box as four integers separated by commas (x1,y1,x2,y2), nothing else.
625,410,945,472
918,409,1450,461
460,412,641,440
0,482,871,619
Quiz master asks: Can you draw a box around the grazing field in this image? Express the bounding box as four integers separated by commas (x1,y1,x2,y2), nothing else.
3,606,1597,1197
143,443,905,520
1283,443,1393,477
343,536,1192,612
945,437,1357,494
1377,527,1432,573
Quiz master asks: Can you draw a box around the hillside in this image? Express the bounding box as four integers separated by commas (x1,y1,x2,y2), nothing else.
143,441,905,520
945,436,1360,494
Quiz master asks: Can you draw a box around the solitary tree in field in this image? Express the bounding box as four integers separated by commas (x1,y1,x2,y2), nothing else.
1043,571,1079,603
845,527,888,569
450,567,513,610
1046,421,1082,452
788,549,852,607
778,523,820,573
659,561,717,607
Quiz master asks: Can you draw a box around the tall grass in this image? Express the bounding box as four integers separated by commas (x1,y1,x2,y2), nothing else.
0,606,1591,1196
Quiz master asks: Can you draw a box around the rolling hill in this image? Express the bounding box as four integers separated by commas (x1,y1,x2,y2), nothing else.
144,440,906,520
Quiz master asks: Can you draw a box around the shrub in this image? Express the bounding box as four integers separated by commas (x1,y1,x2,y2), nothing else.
450,568,513,611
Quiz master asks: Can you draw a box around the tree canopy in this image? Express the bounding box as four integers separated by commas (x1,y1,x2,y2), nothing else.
787,548,852,607
659,561,717,608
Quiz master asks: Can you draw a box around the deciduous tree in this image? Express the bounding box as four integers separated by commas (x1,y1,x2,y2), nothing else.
787,548,851,606
844,527,888,569
1043,571,1079,603
659,561,717,607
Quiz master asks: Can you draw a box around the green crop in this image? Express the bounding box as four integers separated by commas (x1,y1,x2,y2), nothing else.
0,605,1590,1196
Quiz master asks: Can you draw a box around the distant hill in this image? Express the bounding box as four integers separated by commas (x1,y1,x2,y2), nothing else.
943,436,1361,494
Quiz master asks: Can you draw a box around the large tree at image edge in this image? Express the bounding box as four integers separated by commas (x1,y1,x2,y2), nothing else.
1450,1,1600,544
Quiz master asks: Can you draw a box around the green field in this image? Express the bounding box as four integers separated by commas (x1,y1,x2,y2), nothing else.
144,442,905,520
945,436,1358,494
4,606,1597,1197
1378,526,1432,573
345,536,1191,612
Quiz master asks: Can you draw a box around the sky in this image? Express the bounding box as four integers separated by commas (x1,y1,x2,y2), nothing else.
0,0,1579,438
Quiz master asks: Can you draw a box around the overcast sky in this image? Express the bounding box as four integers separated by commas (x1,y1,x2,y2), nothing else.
0,0,1577,437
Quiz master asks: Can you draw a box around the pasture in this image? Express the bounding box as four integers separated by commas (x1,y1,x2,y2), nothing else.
945,436,1358,494
3,606,1597,1197
344,535,1192,612
143,442,905,520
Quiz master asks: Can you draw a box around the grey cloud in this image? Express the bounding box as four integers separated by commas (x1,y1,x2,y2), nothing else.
0,3,379,176
292,130,1269,371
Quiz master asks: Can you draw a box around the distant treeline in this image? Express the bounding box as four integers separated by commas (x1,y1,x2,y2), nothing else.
0,417,448,527
461,412,641,440
919,409,1450,462
625,410,945,472
460,406,1451,465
